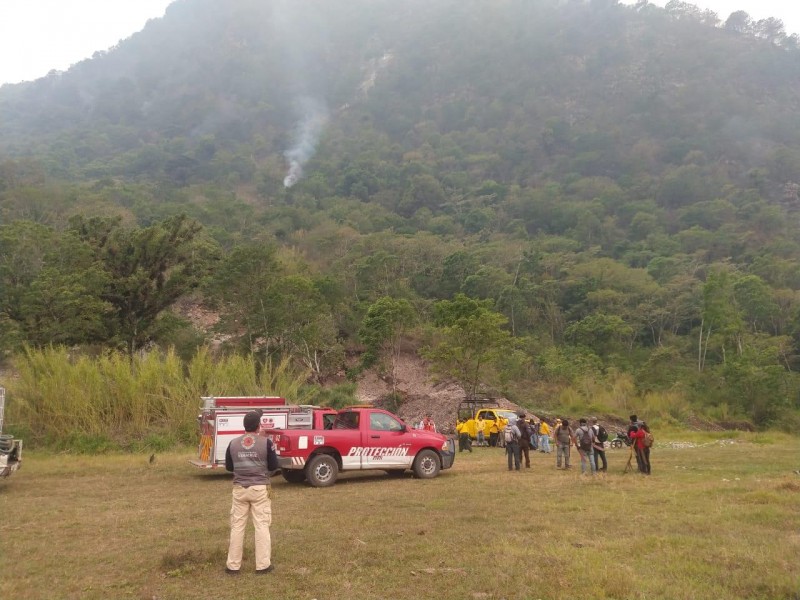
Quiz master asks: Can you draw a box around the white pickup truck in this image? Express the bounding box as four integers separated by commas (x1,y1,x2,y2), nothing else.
0,388,22,480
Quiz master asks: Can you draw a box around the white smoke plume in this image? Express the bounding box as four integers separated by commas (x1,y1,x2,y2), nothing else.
283,98,328,188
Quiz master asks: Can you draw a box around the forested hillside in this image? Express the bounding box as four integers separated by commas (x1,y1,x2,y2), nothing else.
2,0,800,431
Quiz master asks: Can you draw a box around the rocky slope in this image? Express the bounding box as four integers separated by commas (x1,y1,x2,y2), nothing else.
354,350,524,435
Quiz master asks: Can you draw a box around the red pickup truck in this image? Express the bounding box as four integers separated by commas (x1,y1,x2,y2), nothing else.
269,407,456,487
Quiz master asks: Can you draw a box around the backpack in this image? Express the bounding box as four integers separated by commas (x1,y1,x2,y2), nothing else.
503,425,518,444
578,426,593,451
596,425,608,443
642,426,654,448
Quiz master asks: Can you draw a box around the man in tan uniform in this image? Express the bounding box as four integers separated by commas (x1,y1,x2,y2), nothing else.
225,410,279,574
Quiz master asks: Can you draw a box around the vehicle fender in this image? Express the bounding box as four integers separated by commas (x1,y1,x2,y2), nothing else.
417,439,455,470
307,446,342,470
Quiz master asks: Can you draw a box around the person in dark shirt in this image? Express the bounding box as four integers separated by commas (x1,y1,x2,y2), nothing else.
517,413,532,468
225,410,279,574
554,419,575,469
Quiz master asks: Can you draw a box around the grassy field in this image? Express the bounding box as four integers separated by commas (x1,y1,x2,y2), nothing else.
1,433,799,600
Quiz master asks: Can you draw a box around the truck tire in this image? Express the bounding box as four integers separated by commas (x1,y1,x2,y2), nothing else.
412,449,440,479
281,469,306,484
306,454,339,487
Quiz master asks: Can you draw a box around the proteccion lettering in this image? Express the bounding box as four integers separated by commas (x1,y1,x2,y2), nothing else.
346,447,410,457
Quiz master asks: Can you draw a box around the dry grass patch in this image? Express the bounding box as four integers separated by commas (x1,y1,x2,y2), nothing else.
1,434,799,600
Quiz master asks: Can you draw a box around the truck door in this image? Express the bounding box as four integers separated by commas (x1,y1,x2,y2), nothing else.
363,412,413,469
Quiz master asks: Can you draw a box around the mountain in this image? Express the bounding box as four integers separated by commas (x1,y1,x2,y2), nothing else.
2,0,799,190
1,0,800,428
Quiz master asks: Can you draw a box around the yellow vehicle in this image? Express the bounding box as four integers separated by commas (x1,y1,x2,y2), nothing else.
457,400,518,446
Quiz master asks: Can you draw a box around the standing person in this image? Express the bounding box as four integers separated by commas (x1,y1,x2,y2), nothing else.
456,419,472,453
422,414,437,433
504,420,522,471
529,417,539,451
476,415,487,446
575,418,596,475
554,419,574,469
539,419,551,453
517,413,532,468
489,419,500,447
225,410,279,575
629,416,652,475
590,417,608,472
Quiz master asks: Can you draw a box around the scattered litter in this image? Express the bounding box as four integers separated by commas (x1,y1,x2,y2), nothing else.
663,439,739,450
665,442,700,449
411,568,468,576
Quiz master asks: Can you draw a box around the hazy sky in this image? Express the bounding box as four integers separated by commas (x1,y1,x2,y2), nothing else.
0,0,174,85
629,0,799,31
0,0,797,85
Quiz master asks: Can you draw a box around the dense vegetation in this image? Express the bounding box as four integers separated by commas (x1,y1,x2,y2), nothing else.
2,0,800,435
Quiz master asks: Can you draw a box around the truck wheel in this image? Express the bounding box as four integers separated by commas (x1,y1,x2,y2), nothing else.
412,449,440,479
306,454,338,487
281,469,306,484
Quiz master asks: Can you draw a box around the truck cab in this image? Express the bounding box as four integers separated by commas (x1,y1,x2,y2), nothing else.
457,399,517,444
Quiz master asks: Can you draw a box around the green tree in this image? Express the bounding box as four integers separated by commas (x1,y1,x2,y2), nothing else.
565,313,633,357
0,221,111,351
71,214,217,355
264,275,342,381
359,296,416,396
699,269,743,370
205,243,282,352
423,294,514,400
19,267,110,346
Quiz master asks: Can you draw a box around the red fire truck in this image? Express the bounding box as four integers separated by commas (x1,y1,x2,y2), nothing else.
190,396,336,469
269,406,456,487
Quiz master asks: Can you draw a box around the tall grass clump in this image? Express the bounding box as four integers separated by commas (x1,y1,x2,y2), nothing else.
557,370,638,415
311,382,357,409
4,345,313,450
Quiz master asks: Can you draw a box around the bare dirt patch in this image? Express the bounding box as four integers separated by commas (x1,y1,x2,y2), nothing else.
354,351,523,434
